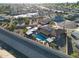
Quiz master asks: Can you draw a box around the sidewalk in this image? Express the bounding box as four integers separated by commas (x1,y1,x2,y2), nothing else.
0,49,15,58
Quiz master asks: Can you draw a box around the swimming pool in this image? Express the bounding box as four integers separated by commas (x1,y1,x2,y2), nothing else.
32,33,47,41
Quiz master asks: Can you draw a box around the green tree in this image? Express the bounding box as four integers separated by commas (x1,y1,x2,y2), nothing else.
49,43,57,49
22,28,28,34
23,17,29,25
18,17,29,25
8,24,16,31
71,51,79,58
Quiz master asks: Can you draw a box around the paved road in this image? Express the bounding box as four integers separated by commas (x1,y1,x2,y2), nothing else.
0,28,70,58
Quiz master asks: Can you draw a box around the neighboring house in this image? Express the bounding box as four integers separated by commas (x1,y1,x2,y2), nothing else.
13,12,39,18
0,16,5,21
74,17,79,27
57,20,77,29
13,12,39,25
38,25,55,37
29,16,50,25
75,40,79,49
0,16,5,24
53,15,64,23
52,14,77,29
71,31,79,40
71,31,79,49
38,17,51,25
0,16,9,23
16,22,26,29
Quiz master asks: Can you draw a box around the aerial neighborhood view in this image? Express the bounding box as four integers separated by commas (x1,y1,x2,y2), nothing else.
0,0,79,58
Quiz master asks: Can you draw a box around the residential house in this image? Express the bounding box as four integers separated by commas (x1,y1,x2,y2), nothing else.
0,16,10,23
16,22,26,29
38,25,55,37
71,31,79,49
38,16,51,25
57,20,77,29
74,17,79,27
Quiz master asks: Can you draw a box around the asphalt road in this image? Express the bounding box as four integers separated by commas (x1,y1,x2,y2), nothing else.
0,28,70,58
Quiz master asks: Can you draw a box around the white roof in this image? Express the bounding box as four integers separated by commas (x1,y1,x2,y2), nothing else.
13,12,38,18
26,27,32,29
26,31,33,35
32,27,38,31
26,27,38,35
29,27,38,32
46,37,55,42
30,29,35,32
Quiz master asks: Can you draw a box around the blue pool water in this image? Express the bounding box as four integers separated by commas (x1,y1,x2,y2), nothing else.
33,33,47,41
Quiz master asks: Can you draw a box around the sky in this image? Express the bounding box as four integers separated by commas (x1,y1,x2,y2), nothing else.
0,0,79,3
